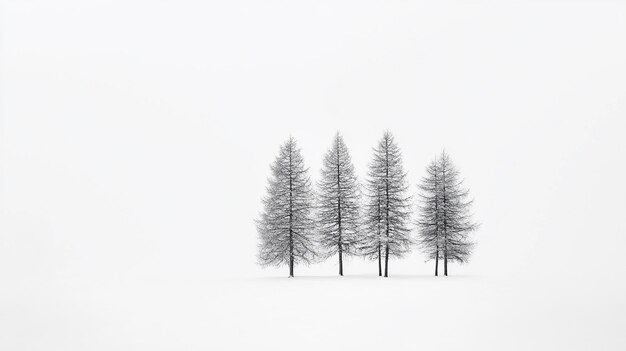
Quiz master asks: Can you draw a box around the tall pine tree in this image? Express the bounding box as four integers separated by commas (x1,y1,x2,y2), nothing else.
416,159,443,276
257,137,317,277
417,150,477,276
317,132,361,276
362,131,412,277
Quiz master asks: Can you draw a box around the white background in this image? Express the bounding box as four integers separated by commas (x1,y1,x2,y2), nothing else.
1,0,625,350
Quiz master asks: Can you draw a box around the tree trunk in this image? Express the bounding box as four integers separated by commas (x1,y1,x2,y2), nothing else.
384,244,389,277
288,143,294,278
339,246,343,276
435,247,439,276
442,155,448,277
443,247,448,276
378,244,382,276
336,139,343,277
384,138,390,278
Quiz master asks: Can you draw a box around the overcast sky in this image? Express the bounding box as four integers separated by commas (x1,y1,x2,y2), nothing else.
1,0,625,283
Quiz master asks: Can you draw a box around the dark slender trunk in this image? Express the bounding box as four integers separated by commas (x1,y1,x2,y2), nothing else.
377,189,382,277
378,244,382,276
442,157,448,277
288,143,294,278
384,244,389,277
434,190,439,277
435,247,439,276
339,247,343,276
336,138,343,276
383,137,390,278
337,193,342,277
443,246,448,276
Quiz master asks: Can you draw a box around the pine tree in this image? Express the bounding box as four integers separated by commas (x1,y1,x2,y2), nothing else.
257,137,317,277
362,131,412,277
417,150,477,276
416,159,443,276
316,132,361,276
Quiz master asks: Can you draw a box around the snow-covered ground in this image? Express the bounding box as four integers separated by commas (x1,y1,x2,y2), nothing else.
2,0,626,349
3,270,624,350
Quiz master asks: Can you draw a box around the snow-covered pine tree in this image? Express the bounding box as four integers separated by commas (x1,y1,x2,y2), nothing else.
257,137,317,277
438,151,477,275
317,132,361,276
362,131,412,277
417,150,477,276
416,159,443,276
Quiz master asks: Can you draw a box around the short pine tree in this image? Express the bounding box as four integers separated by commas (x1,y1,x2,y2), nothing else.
257,137,317,277
417,150,477,276
317,132,361,276
362,131,412,277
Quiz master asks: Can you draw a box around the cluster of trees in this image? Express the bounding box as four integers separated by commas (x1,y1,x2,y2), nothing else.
256,131,477,277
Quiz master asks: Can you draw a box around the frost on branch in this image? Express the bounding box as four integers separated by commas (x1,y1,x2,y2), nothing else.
316,132,361,276
417,150,477,276
257,137,316,277
361,131,412,277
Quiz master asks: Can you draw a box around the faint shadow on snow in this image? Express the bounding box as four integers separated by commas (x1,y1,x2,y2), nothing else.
249,273,483,281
